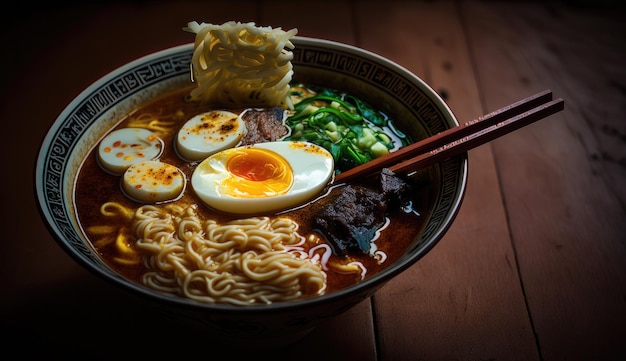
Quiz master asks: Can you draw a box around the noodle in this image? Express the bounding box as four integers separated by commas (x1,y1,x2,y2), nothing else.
126,112,177,132
100,202,134,220
184,21,297,109
131,204,326,305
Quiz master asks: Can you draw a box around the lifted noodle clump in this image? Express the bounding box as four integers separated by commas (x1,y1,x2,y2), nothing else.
184,21,298,109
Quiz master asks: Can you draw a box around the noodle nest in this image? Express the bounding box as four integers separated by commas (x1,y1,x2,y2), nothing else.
132,205,326,305
184,21,298,109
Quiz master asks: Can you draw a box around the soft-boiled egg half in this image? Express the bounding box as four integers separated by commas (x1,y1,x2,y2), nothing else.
191,141,334,214
122,160,185,203
98,128,164,174
176,110,246,161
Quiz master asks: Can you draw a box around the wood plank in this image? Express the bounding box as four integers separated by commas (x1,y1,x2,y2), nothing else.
463,1,626,360
260,0,357,45
355,1,538,360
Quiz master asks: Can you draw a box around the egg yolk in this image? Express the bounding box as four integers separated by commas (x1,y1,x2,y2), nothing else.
223,148,294,197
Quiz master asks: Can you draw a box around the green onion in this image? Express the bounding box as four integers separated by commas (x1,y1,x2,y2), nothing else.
285,83,410,173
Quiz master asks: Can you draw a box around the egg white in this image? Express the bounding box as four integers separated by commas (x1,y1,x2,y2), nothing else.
176,110,246,162
97,128,163,174
191,141,334,214
122,160,186,203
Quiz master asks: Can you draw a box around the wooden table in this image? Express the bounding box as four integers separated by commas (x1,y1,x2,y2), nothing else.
2,1,624,360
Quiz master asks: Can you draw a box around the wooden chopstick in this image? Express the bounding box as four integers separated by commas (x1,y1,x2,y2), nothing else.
333,90,564,184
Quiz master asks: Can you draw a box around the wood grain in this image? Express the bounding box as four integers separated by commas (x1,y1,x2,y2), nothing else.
464,1,626,360
357,1,539,359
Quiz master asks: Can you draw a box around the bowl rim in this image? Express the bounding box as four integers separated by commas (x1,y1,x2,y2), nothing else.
34,37,468,313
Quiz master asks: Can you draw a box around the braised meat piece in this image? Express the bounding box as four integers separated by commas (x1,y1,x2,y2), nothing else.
314,185,386,256
314,168,413,256
240,107,288,145
379,168,409,207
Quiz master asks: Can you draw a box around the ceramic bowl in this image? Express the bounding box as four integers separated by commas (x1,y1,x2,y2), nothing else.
35,37,467,346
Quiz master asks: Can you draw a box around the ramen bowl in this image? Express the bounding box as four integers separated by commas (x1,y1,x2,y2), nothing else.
35,37,467,346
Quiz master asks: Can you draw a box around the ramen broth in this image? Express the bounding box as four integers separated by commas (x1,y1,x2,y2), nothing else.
75,84,434,301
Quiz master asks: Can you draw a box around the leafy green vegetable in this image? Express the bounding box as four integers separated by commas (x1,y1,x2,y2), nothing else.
285,84,410,173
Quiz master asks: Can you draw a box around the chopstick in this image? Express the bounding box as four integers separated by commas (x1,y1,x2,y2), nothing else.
333,90,564,184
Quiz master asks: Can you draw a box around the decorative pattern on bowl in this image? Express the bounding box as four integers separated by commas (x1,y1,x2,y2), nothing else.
35,37,467,344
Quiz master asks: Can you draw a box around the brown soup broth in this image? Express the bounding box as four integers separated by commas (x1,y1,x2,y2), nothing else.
75,85,434,297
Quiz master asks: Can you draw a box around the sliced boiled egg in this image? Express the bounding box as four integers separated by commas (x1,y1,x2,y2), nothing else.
176,110,246,162
122,160,185,203
98,128,163,175
191,141,334,214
